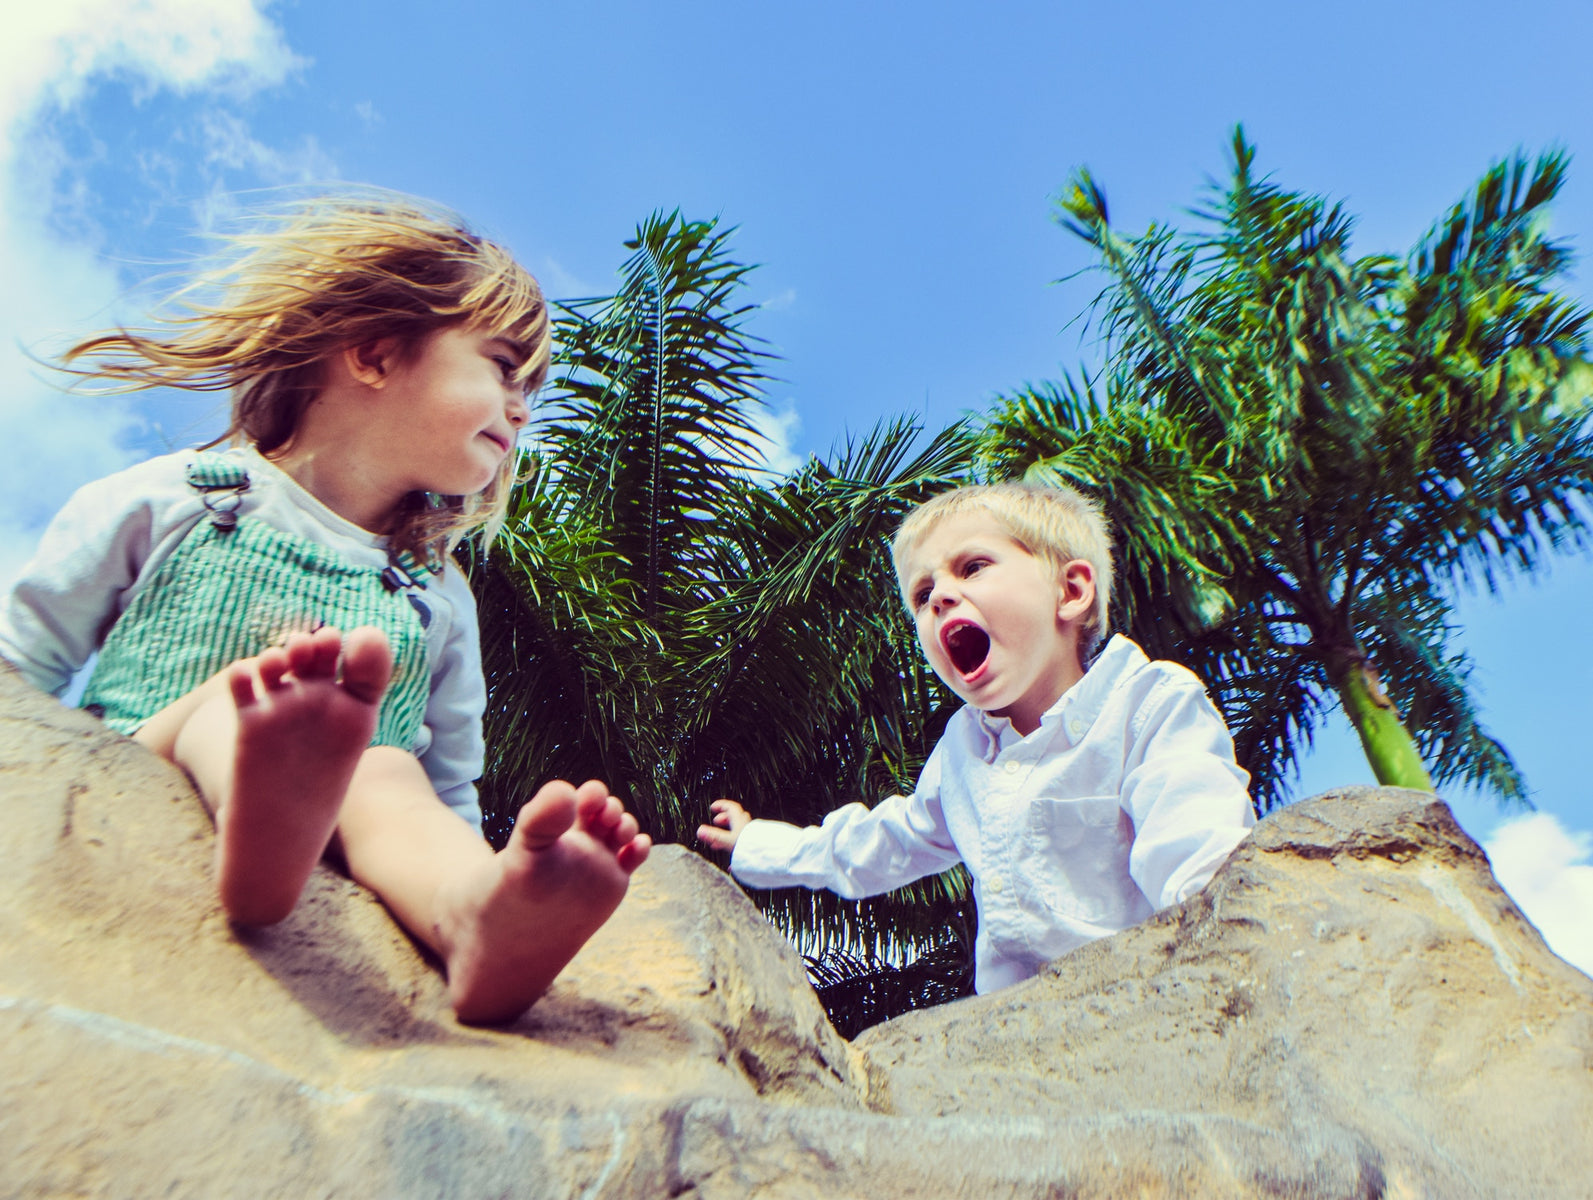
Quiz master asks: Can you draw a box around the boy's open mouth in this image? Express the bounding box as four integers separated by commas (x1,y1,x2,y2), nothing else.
941,620,991,678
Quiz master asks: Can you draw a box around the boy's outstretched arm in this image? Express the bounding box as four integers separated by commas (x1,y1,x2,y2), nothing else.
697,798,752,852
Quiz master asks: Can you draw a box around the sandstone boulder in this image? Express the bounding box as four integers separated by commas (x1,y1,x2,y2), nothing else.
858,786,1593,1197
1,661,1589,1198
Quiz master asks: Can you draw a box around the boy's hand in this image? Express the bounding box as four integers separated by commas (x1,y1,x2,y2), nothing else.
697,799,751,852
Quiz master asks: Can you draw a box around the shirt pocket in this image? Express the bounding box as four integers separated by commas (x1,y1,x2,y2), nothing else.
1023,796,1139,925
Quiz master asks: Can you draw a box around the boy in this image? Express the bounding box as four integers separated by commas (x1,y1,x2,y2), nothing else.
697,482,1254,995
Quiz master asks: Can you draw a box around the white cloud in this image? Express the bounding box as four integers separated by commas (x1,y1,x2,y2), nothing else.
745,399,805,479
0,1,301,588
0,2,296,132
538,255,602,301
197,110,331,181
190,109,335,231
1484,813,1593,977
758,286,798,312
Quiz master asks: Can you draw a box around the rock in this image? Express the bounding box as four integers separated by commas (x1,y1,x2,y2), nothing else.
0,663,865,1197
2,659,1590,1198
857,786,1593,1198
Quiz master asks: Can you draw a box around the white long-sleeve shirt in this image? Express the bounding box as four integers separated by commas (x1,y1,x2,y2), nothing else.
0,447,487,828
731,635,1255,993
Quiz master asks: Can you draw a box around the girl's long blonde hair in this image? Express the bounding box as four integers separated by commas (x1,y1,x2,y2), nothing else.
60,190,550,562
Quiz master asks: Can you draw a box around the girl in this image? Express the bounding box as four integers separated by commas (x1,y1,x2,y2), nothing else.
0,194,650,1025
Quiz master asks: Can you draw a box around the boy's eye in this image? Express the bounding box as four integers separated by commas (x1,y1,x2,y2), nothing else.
963,558,989,577
911,586,932,609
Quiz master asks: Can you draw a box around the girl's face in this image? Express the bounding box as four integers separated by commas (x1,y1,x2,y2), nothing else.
374,323,531,497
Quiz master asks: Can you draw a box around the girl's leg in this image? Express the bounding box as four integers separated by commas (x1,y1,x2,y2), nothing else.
335,750,651,1025
165,626,393,926
133,665,240,761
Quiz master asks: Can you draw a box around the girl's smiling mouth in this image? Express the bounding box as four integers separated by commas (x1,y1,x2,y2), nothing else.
941,619,991,680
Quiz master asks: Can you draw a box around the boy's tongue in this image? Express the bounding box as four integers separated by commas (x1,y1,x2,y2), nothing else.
944,622,991,676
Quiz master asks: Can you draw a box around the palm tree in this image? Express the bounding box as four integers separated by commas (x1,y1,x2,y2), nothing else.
982,132,1593,811
463,211,979,1029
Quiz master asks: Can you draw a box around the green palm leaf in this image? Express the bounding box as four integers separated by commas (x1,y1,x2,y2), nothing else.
466,211,980,1031
984,132,1593,811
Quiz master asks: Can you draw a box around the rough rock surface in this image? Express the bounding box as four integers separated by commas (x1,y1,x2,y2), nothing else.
858,787,1593,1197
2,661,1589,1198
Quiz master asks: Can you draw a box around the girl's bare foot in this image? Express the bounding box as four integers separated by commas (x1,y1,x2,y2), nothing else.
203,625,392,925
435,778,652,1025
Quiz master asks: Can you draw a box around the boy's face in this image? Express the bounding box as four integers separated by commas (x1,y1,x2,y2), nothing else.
901,510,1092,736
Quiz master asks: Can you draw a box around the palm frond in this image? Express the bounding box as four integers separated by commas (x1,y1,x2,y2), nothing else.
472,214,982,981
982,132,1593,810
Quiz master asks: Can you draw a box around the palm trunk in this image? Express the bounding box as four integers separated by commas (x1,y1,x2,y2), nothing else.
1325,649,1435,792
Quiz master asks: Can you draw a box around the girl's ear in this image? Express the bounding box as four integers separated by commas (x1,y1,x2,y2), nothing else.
1057,559,1096,624
343,338,399,388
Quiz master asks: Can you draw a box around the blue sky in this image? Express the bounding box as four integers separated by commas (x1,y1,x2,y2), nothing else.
1,0,1588,972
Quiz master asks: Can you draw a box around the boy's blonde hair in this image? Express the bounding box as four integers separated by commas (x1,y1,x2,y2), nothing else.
891,481,1114,655
59,190,550,561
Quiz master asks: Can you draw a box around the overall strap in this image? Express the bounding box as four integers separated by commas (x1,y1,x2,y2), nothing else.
381,548,435,592
183,449,439,629
382,547,437,629
185,453,251,532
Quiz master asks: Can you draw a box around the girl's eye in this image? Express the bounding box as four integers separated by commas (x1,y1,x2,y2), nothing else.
492,356,518,382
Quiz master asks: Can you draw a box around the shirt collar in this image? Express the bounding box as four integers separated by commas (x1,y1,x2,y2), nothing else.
1051,634,1143,736
970,634,1145,755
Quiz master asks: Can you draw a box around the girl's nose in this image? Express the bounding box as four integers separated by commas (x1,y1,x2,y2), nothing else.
507,394,529,427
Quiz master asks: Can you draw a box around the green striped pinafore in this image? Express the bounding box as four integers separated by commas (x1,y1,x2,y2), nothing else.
81,454,434,749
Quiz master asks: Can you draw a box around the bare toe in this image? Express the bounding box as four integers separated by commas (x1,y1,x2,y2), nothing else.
617,835,652,873
283,629,333,681
513,780,579,850
572,779,611,824
226,662,259,708
606,811,639,851
339,627,393,702
576,789,624,836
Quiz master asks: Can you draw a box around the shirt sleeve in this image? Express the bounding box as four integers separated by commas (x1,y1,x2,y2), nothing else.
1120,667,1256,909
729,746,963,899
414,563,487,831
0,456,199,696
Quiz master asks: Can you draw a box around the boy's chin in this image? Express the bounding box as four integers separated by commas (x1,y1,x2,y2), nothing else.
946,680,1000,712
930,669,976,703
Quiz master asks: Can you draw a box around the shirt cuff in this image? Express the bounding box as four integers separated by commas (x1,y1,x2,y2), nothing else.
729,818,805,888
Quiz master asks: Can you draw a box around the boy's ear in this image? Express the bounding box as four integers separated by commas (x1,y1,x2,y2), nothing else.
1057,559,1096,624
343,338,400,389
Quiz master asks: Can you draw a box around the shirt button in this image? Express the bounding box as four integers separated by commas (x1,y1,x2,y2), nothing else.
987,874,1005,893
1003,760,1021,775
1068,718,1085,738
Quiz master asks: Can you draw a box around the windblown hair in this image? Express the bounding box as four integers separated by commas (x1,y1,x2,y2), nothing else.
59,190,550,561
891,481,1114,656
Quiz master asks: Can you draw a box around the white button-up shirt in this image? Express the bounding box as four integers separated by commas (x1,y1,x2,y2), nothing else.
731,635,1255,993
